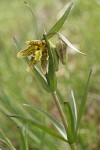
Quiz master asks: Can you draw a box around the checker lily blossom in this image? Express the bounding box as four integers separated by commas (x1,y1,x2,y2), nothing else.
17,34,85,74
17,40,49,74
17,3,85,75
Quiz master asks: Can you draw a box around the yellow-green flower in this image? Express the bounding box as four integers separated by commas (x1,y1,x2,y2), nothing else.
17,40,49,74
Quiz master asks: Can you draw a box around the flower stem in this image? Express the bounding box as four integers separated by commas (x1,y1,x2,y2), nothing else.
52,92,68,134
52,92,77,150
70,143,77,150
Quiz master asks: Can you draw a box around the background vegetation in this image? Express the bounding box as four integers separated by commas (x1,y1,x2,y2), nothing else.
0,0,100,149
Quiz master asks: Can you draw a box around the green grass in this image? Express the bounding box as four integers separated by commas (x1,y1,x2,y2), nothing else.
0,0,100,149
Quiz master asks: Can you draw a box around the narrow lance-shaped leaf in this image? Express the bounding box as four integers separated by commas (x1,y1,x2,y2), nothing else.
8,115,67,142
13,36,21,49
76,68,92,132
23,104,67,140
24,1,38,39
0,103,40,143
56,32,86,55
0,129,16,150
53,91,74,143
33,66,50,92
64,102,75,138
43,34,57,92
18,126,28,150
69,89,77,128
47,3,73,39
52,47,59,71
13,37,50,92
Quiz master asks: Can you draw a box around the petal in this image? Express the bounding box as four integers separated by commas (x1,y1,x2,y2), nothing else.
26,40,46,47
56,39,67,65
27,50,43,72
41,47,49,74
34,50,42,61
17,45,40,58
26,40,36,45
27,57,36,72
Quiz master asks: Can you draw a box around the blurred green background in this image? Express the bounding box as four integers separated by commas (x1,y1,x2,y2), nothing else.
0,0,100,149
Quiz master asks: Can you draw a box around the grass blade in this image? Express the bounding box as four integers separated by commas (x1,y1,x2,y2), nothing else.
0,97,40,144
43,34,57,92
8,115,67,142
23,104,67,139
0,103,58,149
13,36,21,50
0,129,16,150
76,68,92,132
18,126,28,150
69,89,77,128
24,1,38,39
47,3,73,39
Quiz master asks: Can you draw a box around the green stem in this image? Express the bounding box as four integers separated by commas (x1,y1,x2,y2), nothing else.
70,143,77,150
52,92,68,131
52,92,76,150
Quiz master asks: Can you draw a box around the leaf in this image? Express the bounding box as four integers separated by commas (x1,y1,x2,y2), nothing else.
56,32,86,55
18,126,28,150
64,102,75,137
0,97,40,144
13,36,22,50
52,47,59,71
0,101,59,148
8,115,67,142
0,129,16,150
24,1,38,39
43,34,57,92
23,104,67,140
47,3,73,39
76,68,92,132
52,92,74,144
13,37,50,92
69,89,77,128
33,66,50,92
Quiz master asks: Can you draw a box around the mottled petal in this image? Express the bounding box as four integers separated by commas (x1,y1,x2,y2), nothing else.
17,46,35,58
56,39,67,65
17,40,48,73
27,50,43,72
41,47,49,74
26,40,36,45
34,50,42,61
26,40,46,47
27,57,36,72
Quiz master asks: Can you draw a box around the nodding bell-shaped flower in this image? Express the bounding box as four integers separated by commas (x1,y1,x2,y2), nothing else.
17,40,49,74
56,39,67,65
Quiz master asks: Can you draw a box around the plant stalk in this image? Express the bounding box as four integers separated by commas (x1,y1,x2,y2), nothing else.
52,92,77,150
52,92,68,134
70,143,77,150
